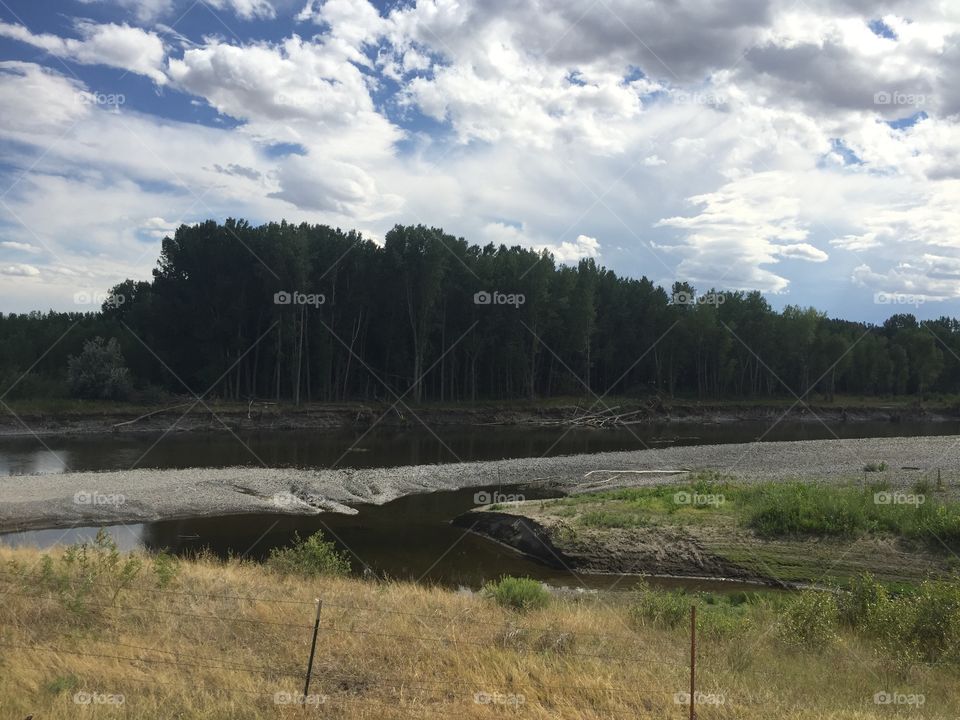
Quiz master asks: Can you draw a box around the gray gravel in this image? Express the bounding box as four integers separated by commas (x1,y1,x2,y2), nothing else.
2,434,959,533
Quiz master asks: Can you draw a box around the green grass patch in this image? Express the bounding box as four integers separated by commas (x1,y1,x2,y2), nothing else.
742,482,960,548
543,476,960,551
482,576,550,611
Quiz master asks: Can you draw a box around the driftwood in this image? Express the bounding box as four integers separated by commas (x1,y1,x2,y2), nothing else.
583,469,691,478
560,399,666,428
112,402,192,429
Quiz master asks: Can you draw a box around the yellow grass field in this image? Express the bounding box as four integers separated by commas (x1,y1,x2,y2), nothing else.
0,542,956,720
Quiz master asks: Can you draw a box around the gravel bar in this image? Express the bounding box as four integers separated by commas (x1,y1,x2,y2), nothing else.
2,434,959,533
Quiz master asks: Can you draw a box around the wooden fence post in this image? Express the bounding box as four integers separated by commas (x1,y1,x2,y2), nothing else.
689,605,697,720
303,599,322,697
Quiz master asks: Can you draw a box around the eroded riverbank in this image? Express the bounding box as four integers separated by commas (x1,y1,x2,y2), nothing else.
2,398,957,438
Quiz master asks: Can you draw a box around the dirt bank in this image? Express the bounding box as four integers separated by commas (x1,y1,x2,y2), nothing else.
3,434,960,534
1,399,956,437
456,504,952,588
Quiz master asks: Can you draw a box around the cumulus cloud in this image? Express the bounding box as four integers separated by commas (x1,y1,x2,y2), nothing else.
0,20,168,84
480,223,601,263
270,154,403,217
0,62,91,134
0,264,40,277
656,172,814,292
1,0,960,319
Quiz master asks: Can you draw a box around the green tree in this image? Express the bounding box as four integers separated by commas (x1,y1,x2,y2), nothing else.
67,337,131,400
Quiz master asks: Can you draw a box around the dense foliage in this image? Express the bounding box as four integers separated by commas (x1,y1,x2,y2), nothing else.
2,219,958,403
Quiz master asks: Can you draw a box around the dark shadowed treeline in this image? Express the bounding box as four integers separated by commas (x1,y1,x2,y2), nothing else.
1,219,958,403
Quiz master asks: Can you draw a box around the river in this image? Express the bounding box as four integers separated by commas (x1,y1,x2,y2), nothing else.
2,419,955,590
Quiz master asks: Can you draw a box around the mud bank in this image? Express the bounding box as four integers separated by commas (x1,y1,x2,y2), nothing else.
453,510,769,584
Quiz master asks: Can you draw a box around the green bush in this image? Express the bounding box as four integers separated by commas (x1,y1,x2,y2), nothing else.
66,337,131,400
628,581,690,629
847,576,960,666
778,590,839,649
482,576,550,611
267,531,351,577
838,573,887,627
152,552,180,588
5,529,143,621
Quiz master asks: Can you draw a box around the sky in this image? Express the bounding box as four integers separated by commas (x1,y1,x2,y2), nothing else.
0,0,958,321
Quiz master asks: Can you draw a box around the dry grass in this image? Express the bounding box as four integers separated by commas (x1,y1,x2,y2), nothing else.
0,544,956,720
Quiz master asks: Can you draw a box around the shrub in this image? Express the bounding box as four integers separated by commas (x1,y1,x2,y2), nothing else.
482,576,550,611
778,590,839,649
4,529,143,622
628,581,689,629
838,573,887,627
152,552,180,588
66,337,131,400
863,461,888,472
267,531,351,577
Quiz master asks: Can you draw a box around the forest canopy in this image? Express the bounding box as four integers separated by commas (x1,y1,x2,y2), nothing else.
0,219,955,404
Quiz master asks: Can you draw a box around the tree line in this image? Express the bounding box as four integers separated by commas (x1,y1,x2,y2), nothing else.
1,219,956,404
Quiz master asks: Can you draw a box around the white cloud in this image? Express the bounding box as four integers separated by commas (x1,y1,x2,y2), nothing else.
207,0,276,21
0,264,40,276
0,241,40,253
0,61,92,135
0,20,168,84
480,223,601,263
1,0,960,321
777,242,828,262
78,0,175,23
656,172,814,293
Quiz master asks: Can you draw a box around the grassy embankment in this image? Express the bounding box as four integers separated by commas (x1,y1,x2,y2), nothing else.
485,473,960,586
1,532,959,719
